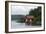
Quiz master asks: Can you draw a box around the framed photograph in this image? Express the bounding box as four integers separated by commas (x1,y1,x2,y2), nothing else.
5,1,45,33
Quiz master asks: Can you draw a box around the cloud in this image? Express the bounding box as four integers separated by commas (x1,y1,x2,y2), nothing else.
11,5,37,15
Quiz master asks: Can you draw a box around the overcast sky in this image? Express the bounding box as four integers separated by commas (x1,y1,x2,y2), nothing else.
11,5,38,15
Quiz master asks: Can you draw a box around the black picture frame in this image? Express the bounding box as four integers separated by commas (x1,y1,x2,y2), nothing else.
5,1,45,33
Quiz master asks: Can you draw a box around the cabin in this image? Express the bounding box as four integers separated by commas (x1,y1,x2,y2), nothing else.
24,16,34,25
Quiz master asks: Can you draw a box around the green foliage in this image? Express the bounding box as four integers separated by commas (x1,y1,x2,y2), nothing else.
29,7,41,26
29,7,41,17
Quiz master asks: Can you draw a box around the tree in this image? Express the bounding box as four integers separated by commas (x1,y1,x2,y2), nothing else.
29,7,41,26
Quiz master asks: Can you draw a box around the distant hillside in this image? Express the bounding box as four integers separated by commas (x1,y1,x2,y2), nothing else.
11,15,25,20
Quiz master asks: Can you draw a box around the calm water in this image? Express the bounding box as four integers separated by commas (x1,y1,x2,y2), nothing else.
11,20,40,29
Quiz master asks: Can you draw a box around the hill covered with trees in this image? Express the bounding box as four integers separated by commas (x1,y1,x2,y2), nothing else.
29,7,41,26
